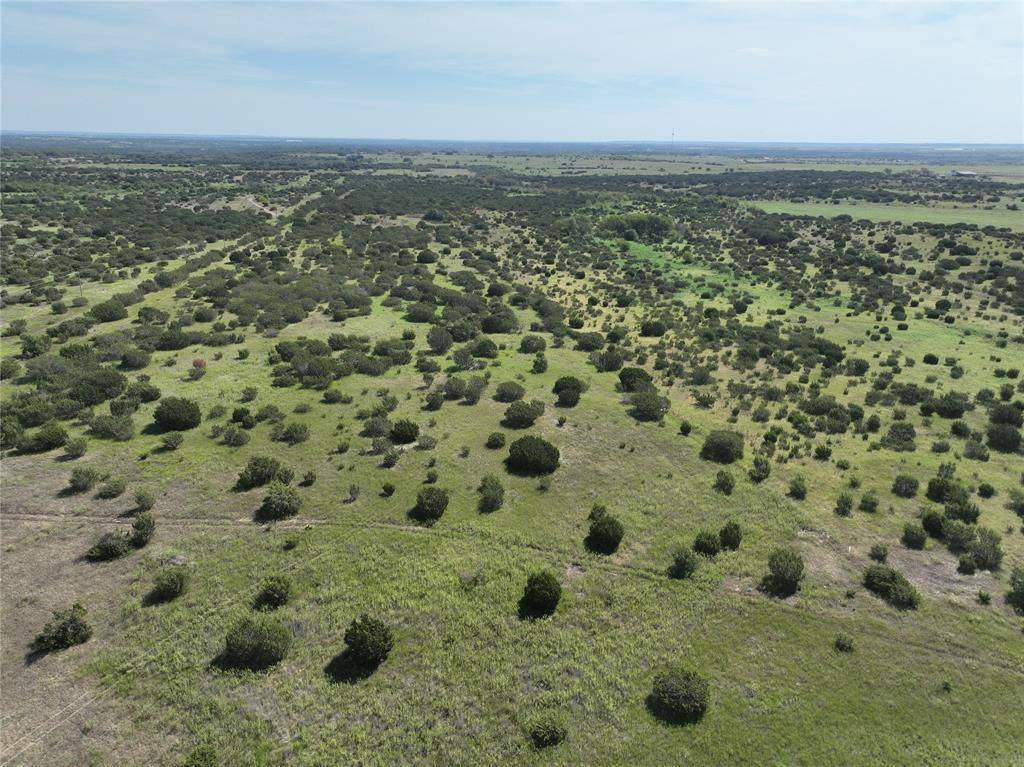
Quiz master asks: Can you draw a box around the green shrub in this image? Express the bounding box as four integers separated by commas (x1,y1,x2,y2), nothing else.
901,523,926,550
151,567,189,602
968,527,1003,571
494,381,525,403
863,564,920,609
957,555,977,575
238,456,282,489
587,513,624,554
485,431,506,449
921,509,945,538
668,546,699,579
835,492,854,517
699,430,744,464
98,477,127,499
788,475,807,500
527,714,567,748
765,548,804,596
869,543,888,562
253,574,292,610
647,668,710,723
713,470,734,495
503,399,545,428
86,531,132,561
390,419,420,444
506,435,560,475
719,522,742,551
131,512,155,547
221,615,291,670
748,455,771,483
64,438,87,459
693,530,721,557
259,482,302,520
520,570,561,618
552,376,585,407
629,389,668,422
834,634,854,653
31,603,92,653
1006,566,1024,613
344,614,394,666
21,421,69,453
69,466,102,493
413,487,449,523
477,475,505,513
153,397,201,430
858,491,879,513
891,474,919,498
160,432,184,451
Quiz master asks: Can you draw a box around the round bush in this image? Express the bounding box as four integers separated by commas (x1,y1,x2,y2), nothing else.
834,634,855,653
527,714,566,748
648,668,710,723
494,382,525,403
506,436,560,475
485,431,506,449
390,419,420,444
221,615,291,670
901,523,927,550
86,531,132,561
699,430,744,464
253,574,292,610
413,487,449,522
152,567,190,601
153,397,201,431
260,482,302,520
587,514,624,554
668,546,699,579
891,474,919,498
693,530,721,557
344,614,394,666
520,570,561,618
719,522,742,551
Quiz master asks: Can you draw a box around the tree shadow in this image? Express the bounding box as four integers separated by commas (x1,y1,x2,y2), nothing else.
324,648,380,684
142,588,177,607
645,694,705,726
517,597,555,622
758,576,798,599
583,534,619,555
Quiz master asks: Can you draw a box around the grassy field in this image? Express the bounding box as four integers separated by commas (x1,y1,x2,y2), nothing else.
746,200,1024,231
2,144,1023,766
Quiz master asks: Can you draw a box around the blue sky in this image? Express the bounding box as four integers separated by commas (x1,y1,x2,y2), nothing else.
2,1,1021,142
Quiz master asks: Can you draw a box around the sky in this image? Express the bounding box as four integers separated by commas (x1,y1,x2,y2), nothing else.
2,1,1022,143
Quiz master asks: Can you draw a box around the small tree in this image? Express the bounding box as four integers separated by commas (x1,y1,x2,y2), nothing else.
151,567,189,602
253,574,292,610
390,419,420,444
693,530,721,557
719,522,742,551
668,546,699,580
506,436,560,475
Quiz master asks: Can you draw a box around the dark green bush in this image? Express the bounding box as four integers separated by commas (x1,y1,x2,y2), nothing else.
131,512,155,547
520,570,561,618
713,470,734,495
869,543,888,562
98,477,127,499
151,567,189,602
863,564,920,609
86,531,132,561
494,381,525,403
891,474,919,498
699,430,744,464
31,603,92,653
485,431,506,449
901,523,926,550
153,397,201,430
253,574,292,610
237,456,282,489
390,419,419,444
647,668,710,723
527,714,566,748
719,522,742,551
586,513,624,554
765,548,804,596
344,614,394,666
668,546,699,579
834,634,854,653
477,475,505,513
413,487,449,523
693,530,721,557
788,475,807,500
259,482,302,520
506,435,560,475
69,466,102,493
503,399,545,428
21,421,69,453
221,615,291,670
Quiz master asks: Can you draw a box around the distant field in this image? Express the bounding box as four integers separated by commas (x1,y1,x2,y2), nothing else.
747,199,1024,230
